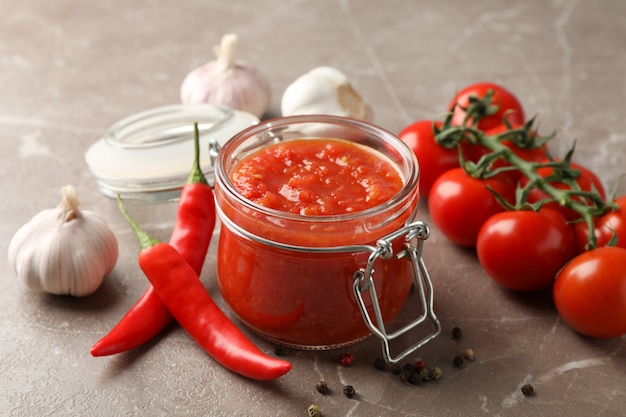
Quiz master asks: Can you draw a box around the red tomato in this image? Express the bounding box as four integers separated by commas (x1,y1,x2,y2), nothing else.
484,123,549,183
398,120,459,197
428,168,515,247
448,82,525,132
520,160,606,222
477,209,575,292
573,195,626,253
398,120,486,197
554,246,626,338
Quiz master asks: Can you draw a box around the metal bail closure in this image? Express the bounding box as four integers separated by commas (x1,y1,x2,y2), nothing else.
207,139,221,186
352,221,441,364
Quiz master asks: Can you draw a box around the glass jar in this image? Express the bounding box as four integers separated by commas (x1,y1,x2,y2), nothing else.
213,115,439,357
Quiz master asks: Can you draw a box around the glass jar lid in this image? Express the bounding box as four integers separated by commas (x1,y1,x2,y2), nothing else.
84,104,259,202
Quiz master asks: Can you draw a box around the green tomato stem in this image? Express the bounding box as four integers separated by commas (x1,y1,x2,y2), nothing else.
435,114,612,250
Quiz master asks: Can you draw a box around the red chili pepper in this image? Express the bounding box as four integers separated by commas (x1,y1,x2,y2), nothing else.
117,196,292,380
90,124,215,357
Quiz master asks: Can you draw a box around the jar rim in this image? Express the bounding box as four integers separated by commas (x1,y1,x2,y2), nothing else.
215,114,419,223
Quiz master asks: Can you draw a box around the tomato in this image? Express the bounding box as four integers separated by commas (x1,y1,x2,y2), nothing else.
520,159,606,221
484,123,549,183
398,120,459,197
553,246,626,338
573,195,626,253
428,168,515,247
477,209,575,292
448,82,525,132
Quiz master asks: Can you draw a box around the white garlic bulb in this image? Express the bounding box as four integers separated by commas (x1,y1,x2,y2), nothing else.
180,33,271,118
281,66,373,121
8,185,119,297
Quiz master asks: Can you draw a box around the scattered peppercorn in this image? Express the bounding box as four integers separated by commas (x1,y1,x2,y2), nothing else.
307,403,322,417
399,369,413,385
408,371,421,385
521,384,535,397
403,363,414,372
374,358,386,371
339,352,354,366
315,381,330,395
430,367,443,380
414,359,427,371
463,348,475,361
273,345,287,356
343,385,356,399
419,367,443,381
452,326,462,340
453,356,464,368
391,363,402,375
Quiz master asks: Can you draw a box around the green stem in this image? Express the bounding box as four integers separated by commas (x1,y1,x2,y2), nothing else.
436,121,611,250
186,122,209,186
116,194,160,250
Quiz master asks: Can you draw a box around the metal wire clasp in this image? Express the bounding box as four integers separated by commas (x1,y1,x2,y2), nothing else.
352,221,441,364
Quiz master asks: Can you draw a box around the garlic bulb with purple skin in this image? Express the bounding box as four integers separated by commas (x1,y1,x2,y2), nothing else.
8,185,118,297
180,33,271,118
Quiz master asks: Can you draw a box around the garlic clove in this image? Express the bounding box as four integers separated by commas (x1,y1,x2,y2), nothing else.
8,185,119,297
281,66,373,122
180,33,271,118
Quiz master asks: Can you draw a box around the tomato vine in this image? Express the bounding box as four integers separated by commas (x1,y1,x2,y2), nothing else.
402,82,626,338
433,98,617,250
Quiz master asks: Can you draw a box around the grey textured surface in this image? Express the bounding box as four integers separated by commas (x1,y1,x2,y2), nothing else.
2,1,625,416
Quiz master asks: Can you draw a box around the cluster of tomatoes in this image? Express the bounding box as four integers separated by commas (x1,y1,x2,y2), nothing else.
398,82,626,339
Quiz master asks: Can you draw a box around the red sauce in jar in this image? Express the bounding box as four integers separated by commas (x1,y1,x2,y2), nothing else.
216,136,418,348
231,138,403,215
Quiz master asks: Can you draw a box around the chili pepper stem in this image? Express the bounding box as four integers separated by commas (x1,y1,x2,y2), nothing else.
91,123,217,357
187,122,209,186
116,194,160,250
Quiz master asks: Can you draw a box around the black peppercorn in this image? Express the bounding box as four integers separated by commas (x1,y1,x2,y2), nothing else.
521,383,535,396
374,358,386,371
315,381,330,395
273,345,287,356
408,371,420,385
452,326,462,340
453,355,464,368
343,385,356,398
